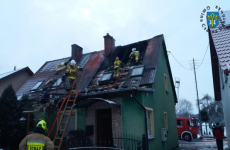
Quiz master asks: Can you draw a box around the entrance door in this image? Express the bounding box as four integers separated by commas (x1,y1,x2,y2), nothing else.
96,109,112,147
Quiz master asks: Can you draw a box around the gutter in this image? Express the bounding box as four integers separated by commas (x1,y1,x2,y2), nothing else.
130,93,149,150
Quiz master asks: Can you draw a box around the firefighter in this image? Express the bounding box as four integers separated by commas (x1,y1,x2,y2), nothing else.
55,59,71,75
19,120,54,150
113,57,123,78
129,48,140,65
64,59,83,93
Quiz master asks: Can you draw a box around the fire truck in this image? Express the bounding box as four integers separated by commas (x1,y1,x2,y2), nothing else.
176,117,202,141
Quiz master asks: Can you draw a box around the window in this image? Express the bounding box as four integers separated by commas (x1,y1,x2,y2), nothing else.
164,112,168,130
164,74,168,92
131,66,144,77
145,107,154,138
31,81,43,91
187,120,194,127
52,78,62,87
58,110,77,135
100,72,113,81
177,120,183,126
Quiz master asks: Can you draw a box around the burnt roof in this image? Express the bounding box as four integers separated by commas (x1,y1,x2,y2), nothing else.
16,34,177,103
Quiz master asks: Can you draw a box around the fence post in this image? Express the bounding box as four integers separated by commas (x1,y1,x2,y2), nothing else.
142,134,147,150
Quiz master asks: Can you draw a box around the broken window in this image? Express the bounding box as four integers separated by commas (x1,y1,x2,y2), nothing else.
131,66,144,76
52,78,62,87
31,81,43,91
100,72,113,81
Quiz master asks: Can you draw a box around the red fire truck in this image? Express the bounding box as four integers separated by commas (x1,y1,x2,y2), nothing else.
176,117,202,141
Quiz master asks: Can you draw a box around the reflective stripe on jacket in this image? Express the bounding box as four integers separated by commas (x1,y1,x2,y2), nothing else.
114,60,121,69
19,133,54,150
66,65,80,79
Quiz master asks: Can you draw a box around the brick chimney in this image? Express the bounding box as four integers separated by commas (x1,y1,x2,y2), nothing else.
103,33,115,56
71,44,83,62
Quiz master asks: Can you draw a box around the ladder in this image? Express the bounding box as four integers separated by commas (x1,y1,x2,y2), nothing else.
53,70,85,150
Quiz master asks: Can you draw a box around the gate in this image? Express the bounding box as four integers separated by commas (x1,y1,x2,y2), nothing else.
69,134,146,150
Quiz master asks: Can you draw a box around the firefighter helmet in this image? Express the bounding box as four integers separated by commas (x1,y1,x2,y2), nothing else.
132,48,136,52
36,120,48,132
116,57,119,60
70,60,76,66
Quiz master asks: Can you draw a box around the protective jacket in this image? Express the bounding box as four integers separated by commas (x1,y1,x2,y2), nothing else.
19,133,54,150
130,51,140,57
114,60,121,69
213,126,224,140
66,65,80,79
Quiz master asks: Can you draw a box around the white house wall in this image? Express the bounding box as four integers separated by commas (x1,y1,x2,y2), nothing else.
219,65,230,147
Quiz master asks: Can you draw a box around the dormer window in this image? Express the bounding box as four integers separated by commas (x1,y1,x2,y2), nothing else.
52,78,62,87
100,72,113,81
131,66,144,77
31,81,43,91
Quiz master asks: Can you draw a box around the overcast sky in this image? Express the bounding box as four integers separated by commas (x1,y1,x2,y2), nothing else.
0,0,229,113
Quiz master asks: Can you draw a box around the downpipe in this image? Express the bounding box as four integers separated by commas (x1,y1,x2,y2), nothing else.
130,94,149,150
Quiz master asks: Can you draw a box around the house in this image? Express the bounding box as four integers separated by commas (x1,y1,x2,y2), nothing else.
0,67,33,97
208,11,230,148
17,34,178,150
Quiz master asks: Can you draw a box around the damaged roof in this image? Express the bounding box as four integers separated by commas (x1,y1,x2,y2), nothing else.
16,34,171,101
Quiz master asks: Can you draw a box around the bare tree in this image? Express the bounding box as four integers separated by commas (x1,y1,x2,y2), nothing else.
176,99,193,117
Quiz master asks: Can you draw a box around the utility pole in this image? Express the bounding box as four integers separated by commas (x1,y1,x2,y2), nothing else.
192,58,202,135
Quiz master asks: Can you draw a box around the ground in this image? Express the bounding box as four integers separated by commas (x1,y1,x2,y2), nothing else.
177,138,229,150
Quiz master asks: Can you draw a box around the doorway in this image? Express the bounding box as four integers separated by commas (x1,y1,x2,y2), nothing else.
96,109,112,147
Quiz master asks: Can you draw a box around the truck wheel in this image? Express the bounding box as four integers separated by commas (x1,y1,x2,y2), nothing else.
183,133,192,141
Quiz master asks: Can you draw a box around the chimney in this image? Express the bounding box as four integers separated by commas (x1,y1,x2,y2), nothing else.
71,44,83,62
103,33,115,56
14,66,16,71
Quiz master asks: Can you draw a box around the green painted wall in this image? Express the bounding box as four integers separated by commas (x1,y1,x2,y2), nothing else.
122,95,145,137
46,104,86,145
122,44,178,150
147,45,178,150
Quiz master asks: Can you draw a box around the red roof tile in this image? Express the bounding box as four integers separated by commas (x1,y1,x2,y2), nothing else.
210,19,230,72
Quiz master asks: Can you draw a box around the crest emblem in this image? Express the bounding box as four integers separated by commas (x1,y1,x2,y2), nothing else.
207,12,218,28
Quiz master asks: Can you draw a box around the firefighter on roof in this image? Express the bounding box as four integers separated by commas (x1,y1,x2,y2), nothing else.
129,48,140,65
113,57,123,78
64,59,83,93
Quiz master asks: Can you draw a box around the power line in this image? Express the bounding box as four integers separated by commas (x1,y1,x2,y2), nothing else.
195,43,210,69
168,51,191,70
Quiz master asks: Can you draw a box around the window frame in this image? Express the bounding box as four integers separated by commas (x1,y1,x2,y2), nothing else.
52,78,62,87
30,81,44,91
57,109,77,135
100,71,113,82
177,120,183,126
145,107,155,138
164,74,168,92
164,112,168,130
131,66,144,77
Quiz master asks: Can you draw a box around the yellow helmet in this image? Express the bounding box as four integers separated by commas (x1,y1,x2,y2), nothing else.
36,120,48,132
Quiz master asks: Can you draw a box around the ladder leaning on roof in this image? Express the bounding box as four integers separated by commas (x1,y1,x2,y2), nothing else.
53,70,85,150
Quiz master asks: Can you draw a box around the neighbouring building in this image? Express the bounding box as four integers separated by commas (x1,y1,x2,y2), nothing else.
0,67,33,96
17,34,178,150
208,11,230,148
